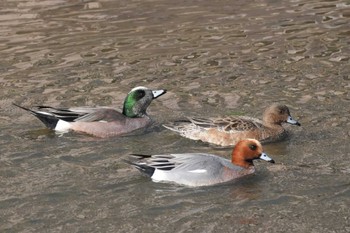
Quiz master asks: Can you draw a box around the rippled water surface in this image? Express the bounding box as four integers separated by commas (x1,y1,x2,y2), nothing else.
1,0,350,232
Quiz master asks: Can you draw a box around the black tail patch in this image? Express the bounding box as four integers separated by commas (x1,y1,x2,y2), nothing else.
32,114,60,129
13,103,59,129
129,153,152,159
123,155,155,177
132,163,155,177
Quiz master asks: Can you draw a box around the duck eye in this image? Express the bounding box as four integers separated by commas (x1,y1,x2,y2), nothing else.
249,144,257,151
136,90,146,99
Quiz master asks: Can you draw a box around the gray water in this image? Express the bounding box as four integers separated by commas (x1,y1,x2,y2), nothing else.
1,0,349,232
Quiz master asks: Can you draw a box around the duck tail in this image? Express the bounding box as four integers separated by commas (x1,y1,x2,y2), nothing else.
123,154,155,177
162,123,179,132
13,103,60,129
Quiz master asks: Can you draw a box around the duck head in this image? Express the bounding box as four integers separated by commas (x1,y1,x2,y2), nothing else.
122,86,167,118
263,104,301,126
231,138,275,169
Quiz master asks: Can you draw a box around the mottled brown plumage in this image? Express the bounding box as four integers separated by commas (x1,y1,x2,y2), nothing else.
164,104,300,147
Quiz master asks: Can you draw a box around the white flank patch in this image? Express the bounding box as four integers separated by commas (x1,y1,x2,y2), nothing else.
188,169,207,174
55,120,71,132
151,169,168,181
98,120,108,123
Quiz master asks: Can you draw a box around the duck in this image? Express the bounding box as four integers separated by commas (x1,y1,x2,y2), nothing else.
163,104,300,147
14,86,167,137
125,138,275,187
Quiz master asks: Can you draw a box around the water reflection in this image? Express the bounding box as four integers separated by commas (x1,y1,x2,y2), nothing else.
1,0,350,232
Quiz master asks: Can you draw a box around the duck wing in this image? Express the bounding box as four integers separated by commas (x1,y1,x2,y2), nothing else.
189,116,263,132
73,108,126,122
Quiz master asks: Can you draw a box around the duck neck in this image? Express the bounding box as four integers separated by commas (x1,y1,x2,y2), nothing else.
123,108,146,118
263,122,285,136
123,94,147,118
123,105,138,118
262,111,284,128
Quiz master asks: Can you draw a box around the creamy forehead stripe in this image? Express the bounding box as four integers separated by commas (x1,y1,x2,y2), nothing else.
246,138,261,146
130,86,148,92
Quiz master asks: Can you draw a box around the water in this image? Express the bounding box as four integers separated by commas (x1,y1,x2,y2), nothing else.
1,0,349,232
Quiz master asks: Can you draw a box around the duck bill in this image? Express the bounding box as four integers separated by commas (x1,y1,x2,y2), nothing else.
152,89,167,99
259,152,275,164
287,116,301,126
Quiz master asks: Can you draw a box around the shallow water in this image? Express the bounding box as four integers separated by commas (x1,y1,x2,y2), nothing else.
1,0,350,232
